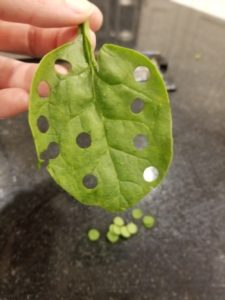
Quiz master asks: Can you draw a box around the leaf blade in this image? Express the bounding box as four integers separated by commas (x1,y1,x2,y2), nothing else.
29,25,173,212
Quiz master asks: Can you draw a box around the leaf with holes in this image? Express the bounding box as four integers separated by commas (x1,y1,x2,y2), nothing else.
29,23,173,212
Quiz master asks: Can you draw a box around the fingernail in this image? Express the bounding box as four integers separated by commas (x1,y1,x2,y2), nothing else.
66,0,94,14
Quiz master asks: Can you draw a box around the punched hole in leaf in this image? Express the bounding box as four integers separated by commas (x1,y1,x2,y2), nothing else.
76,132,91,148
37,116,49,133
83,174,98,189
37,81,51,98
54,59,72,75
133,134,149,150
40,142,60,162
131,98,145,114
134,66,150,83
143,166,159,182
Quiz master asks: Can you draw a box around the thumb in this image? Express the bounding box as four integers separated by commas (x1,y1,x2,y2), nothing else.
0,0,101,28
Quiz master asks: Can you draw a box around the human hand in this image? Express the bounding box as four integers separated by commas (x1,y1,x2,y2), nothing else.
0,0,102,119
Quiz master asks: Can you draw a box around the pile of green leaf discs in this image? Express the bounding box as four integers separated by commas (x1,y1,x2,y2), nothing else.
87,208,156,243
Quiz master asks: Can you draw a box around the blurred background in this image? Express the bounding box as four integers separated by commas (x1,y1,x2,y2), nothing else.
1,0,225,299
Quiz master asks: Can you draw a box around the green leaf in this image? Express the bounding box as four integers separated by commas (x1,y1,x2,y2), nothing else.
29,22,173,212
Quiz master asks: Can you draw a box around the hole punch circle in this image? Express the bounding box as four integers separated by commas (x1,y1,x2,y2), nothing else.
37,116,49,133
143,166,159,182
131,98,145,114
40,142,60,161
76,132,91,148
133,134,149,150
83,174,98,189
54,59,72,75
134,66,150,83
37,81,51,98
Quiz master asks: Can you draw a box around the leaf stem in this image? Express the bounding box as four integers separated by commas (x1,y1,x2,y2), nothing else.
79,22,97,70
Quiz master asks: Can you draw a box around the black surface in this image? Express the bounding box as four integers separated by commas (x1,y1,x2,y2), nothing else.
1,1,225,299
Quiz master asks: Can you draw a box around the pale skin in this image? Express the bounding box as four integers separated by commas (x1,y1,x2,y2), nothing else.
0,0,103,119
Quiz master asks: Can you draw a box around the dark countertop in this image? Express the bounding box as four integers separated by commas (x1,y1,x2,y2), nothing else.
1,0,225,299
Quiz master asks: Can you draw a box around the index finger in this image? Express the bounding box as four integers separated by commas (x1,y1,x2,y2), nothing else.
0,0,102,28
